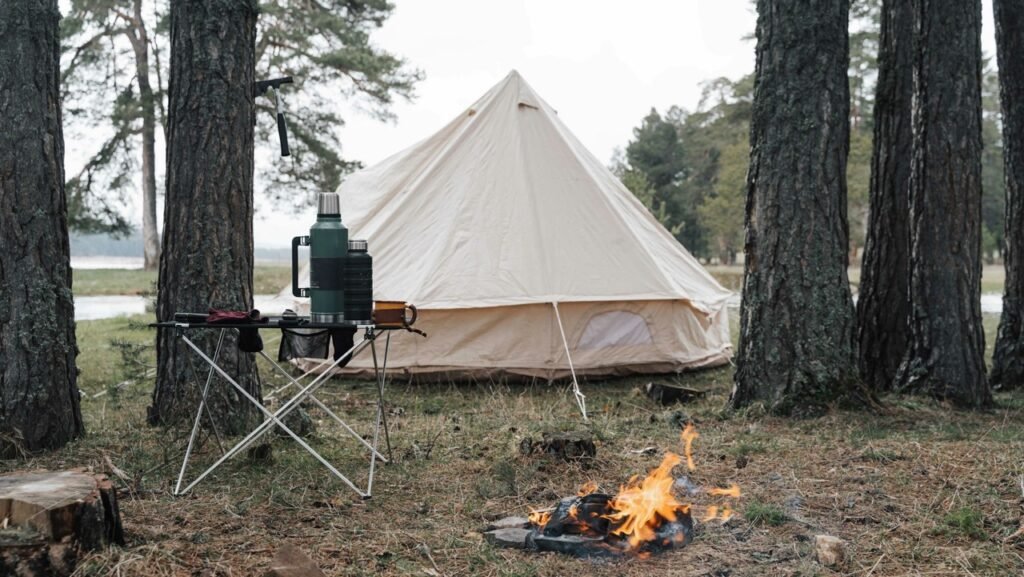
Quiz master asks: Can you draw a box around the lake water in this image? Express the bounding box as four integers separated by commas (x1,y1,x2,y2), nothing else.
71,256,144,270
76,293,1006,321
74,295,296,321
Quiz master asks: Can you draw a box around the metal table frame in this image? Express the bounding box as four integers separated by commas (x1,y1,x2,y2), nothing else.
155,319,395,499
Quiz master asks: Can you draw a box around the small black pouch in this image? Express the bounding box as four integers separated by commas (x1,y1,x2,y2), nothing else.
330,327,357,364
278,328,330,362
238,327,264,353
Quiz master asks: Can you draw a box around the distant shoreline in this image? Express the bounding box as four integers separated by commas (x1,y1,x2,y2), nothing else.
70,256,289,270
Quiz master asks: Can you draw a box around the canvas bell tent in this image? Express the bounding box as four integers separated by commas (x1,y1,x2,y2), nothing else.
281,70,733,379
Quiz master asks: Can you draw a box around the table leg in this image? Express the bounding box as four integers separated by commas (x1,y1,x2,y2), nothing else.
367,331,393,496
174,330,226,495
176,335,371,497
256,350,388,463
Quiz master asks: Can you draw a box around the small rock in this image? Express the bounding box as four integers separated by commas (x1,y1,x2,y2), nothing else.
484,528,531,549
814,534,845,568
265,544,326,577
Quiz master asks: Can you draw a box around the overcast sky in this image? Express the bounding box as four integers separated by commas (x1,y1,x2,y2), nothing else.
252,0,998,247
64,1,998,248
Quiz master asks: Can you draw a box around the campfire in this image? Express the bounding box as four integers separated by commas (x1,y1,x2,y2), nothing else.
488,425,740,558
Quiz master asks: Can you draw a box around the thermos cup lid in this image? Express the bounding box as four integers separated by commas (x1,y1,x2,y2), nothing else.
348,239,368,251
317,192,340,216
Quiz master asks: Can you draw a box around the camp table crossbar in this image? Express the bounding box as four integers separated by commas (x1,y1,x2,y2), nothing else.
150,317,397,499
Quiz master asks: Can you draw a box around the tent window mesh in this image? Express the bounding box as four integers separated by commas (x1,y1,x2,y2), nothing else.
577,311,653,349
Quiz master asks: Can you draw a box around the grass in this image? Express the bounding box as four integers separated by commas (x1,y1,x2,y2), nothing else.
938,507,987,541
72,264,1006,299
72,265,292,296
1,314,1022,575
743,500,788,526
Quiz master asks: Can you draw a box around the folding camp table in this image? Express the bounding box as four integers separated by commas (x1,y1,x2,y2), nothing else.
151,316,397,499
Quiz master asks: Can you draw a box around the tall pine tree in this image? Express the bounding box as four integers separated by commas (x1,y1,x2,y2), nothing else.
732,0,867,415
990,0,1024,390
150,0,261,430
0,0,84,453
857,0,913,391
895,0,990,407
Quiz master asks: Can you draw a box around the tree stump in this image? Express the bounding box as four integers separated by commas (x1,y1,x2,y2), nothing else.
0,471,124,577
519,432,596,461
644,382,706,405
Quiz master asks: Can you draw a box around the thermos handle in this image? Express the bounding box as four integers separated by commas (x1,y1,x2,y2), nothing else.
404,303,418,327
292,236,310,298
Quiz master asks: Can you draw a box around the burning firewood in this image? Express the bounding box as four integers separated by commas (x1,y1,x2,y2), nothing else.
489,425,740,558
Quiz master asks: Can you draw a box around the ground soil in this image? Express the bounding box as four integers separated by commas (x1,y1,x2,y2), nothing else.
2,315,1023,576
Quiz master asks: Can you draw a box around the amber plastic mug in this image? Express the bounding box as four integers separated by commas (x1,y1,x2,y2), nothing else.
373,301,417,327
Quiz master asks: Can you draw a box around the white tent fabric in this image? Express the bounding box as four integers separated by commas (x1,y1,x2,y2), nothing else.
282,70,733,378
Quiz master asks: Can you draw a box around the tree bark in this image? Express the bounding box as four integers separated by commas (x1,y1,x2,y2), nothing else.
895,0,991,407
0,0,83,453
857,0,914,391
126,0,161,271
991,0,1024,391
151,0,261,431
732,0,866,415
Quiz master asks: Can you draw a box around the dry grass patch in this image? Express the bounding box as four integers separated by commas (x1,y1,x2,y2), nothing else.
1,316,1022,576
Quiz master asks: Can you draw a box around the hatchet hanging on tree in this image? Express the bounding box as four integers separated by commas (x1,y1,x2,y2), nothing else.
255,76,294,157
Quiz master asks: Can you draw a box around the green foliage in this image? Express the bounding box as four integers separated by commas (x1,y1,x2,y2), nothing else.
255,0,422,203
848,129,873,249
612,153,681,236
981,60,1006,262
939,507,986,540
744,500,788,526
61,0,421,226
620,108,696,247
613,77,752,261
699,137,748,264
611,0,1009,262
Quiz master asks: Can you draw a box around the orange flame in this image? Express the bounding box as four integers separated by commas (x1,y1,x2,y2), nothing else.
708,484,741,498
604,452,691,549
681,424,699,471
524,424,742,552
528,508,551,528
577,481,599,496
702,504,735,522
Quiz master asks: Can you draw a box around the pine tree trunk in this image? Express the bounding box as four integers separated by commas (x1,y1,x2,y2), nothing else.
857,0,914,391
895,0,991,407
128,0,161,271
991,0,1024,391
732,0,865,415
0,0,83,453
151,0,261,431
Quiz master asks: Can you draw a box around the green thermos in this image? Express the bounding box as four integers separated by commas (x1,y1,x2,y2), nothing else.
292,192,348,322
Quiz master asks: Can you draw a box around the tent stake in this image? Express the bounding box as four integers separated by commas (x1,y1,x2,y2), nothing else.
552,302,588,421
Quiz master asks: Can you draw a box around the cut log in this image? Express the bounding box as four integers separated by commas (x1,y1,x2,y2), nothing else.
519,432,596,461
644,382,706,405
0,471,123,577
